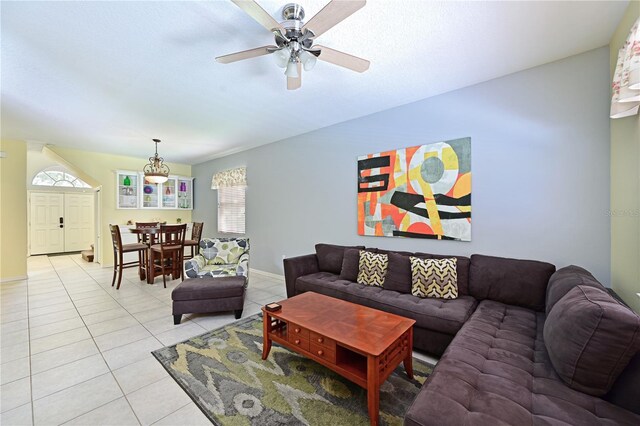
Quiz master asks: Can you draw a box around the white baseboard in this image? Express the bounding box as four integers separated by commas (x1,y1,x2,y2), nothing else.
1,275,28,283
250,268,285,283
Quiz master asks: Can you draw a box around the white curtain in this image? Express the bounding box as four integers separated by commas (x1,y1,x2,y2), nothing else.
211,167,247,189
611,17,640,119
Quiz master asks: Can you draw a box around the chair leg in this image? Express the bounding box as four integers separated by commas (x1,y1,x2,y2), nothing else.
142,249,148,281
149,250,155,284
161,252,167,288
179,252,184,282
116,252,124,289
111,249,118,287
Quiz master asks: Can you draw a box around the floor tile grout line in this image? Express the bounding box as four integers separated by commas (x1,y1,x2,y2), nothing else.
58,395,142,426
27,325,88,344
147,400,193,426
28,373,127,424
42,256,145,426
26,258,36,425
29,344,97,376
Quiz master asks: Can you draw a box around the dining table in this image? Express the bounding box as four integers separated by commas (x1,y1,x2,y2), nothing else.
128,224,188,284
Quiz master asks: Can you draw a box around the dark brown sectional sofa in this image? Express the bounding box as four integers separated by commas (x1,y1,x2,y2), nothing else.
283,244,640,425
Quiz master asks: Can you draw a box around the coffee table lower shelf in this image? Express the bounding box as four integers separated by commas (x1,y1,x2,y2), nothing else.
262,311,413,426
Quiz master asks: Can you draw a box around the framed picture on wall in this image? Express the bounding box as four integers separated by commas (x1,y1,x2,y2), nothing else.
357,137,471,241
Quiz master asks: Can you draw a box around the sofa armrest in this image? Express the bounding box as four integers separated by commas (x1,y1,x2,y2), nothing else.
236,252,249,279
184,255,206,278
283,254,319,298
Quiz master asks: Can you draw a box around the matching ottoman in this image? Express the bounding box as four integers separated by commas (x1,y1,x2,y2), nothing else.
172,276,247,324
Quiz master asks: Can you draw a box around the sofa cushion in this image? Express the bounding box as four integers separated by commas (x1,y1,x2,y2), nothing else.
315,243,364,274
384,252,430,294
404,300,640,426
172,276,246,301
410,257,458,299
544,285,640,396
357,250,387,287
199,238,249,264
469,254,555,311
418,253,470,296
295,272,476,335
545,265,606,315
338,248,360,281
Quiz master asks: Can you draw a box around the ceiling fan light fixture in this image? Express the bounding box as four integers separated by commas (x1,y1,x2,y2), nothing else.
299,49,317,71
284,58,299,78
273,47,290,68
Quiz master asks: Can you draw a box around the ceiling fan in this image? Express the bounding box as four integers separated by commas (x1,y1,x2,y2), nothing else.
216,0,370,90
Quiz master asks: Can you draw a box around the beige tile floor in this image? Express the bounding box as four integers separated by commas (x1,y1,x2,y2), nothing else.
1,255,438,425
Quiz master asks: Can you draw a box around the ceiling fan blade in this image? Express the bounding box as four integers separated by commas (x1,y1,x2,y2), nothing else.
287,63,302,90
231,0,283,33
315,45,369,72
302,0,366,38
215,45,277,64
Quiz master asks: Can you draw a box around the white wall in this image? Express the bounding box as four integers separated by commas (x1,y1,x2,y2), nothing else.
193,47,612,284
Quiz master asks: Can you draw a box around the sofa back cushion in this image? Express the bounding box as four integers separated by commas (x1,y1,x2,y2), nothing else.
357,250,388,287
315,243,365,274
339,248,360,281
546,265,606,316
200,238,249,265
425,254,470,295
544,285,640,396
469,254,555,311
410,257,458,299
383,252,429,293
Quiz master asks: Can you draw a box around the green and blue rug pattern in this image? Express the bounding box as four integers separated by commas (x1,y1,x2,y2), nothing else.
152,314,433,426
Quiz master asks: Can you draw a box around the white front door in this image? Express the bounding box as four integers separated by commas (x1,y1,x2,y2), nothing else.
30,192,65,255
64,193,94,252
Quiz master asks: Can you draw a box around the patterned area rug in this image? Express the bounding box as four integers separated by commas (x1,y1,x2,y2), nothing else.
153,314,433,426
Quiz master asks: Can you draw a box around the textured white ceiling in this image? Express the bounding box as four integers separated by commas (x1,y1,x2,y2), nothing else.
1,1,628,164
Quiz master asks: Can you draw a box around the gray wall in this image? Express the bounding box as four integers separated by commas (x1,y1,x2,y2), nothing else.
193,47,611,284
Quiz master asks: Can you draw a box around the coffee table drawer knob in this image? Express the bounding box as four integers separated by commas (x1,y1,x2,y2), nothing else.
295,339,301,344
317,350,324,356
317,337,323,343
294,328,300,333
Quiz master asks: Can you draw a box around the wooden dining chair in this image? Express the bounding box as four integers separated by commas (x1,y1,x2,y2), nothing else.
109,224,148,289
184,222,204,260
135,222,159,281
149,223,187,288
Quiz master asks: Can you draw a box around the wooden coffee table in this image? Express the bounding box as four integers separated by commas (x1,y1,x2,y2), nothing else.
261,292,415,426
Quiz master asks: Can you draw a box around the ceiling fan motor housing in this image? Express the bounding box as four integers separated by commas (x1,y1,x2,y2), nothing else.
282,3,304,21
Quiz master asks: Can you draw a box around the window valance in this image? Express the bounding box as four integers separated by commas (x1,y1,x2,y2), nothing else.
211,167,247,189
611,17,639,119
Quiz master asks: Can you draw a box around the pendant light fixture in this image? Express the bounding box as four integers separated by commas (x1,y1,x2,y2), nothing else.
143,139,170,184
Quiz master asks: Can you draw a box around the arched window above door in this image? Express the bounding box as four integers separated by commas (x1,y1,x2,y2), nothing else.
32,168,91,188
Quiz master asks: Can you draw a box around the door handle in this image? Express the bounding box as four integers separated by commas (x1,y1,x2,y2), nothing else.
59,217,64,228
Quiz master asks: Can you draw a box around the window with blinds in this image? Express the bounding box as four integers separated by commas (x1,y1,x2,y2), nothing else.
217,186,246,234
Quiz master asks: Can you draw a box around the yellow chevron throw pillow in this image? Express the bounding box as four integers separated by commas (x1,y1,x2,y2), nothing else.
410,257,458,299
357,250,388,287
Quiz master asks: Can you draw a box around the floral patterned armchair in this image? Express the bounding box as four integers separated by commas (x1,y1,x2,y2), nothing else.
184,238,249,279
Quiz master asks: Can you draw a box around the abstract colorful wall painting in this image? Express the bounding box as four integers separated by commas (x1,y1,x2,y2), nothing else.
357,138,471,241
